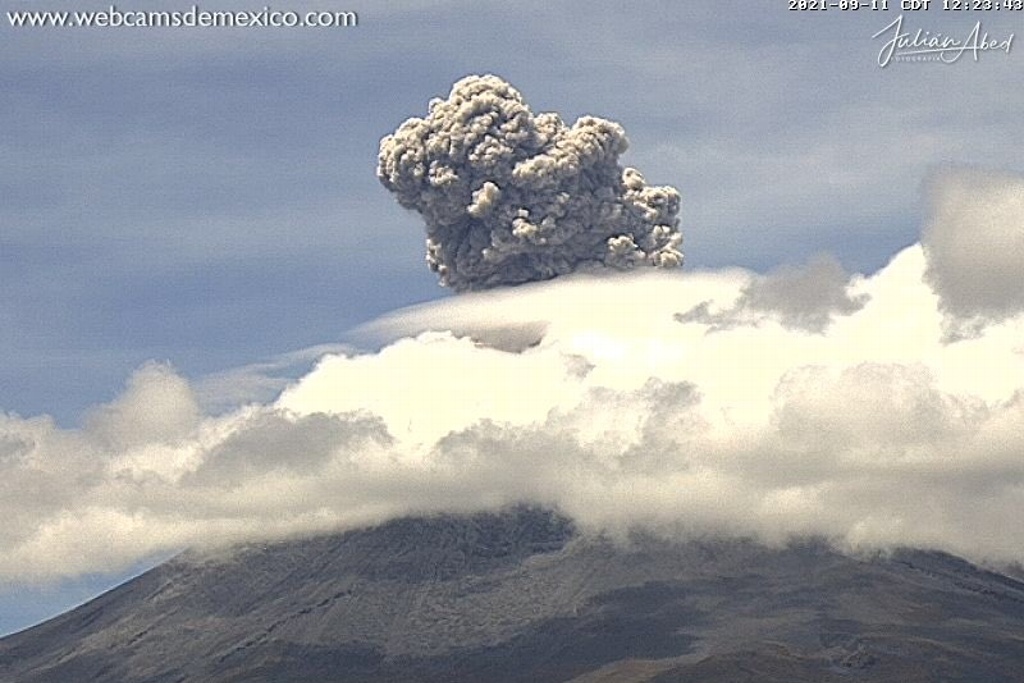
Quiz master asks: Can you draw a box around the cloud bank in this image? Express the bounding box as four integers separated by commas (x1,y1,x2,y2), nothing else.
377,74,683,291
3,167,1024,584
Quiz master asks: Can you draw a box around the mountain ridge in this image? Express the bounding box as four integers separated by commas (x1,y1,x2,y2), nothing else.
3,506,1024,682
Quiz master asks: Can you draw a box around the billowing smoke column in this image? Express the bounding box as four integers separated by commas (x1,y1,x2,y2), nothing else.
377,74,683,291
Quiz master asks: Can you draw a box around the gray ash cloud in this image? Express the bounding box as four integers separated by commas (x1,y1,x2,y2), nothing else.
377,74,683,291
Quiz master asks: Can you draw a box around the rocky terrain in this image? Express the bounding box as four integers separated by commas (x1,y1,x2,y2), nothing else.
2,507,1024,682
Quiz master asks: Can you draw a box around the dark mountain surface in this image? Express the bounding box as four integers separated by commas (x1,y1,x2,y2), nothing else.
3,507,1024,682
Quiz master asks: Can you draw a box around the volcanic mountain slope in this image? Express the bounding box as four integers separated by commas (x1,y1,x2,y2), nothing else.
2,507,1024,682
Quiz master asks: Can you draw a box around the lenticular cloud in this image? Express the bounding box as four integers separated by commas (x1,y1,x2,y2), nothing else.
376,74,683,291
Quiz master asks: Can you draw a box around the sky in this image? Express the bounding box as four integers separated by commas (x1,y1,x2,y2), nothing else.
2,0,1024,636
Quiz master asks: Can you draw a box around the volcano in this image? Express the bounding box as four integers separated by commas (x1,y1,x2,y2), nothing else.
2,507,1023,682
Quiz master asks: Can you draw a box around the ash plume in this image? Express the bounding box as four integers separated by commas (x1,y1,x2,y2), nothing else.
377,74,683,291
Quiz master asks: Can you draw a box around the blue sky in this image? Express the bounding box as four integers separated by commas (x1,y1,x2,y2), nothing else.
2,0,1023,636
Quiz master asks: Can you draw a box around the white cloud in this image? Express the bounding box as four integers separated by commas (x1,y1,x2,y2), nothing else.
676,253,869,333
923,167,1024,338
84,361,201,450
191,343,352,414
2,223,1024,583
